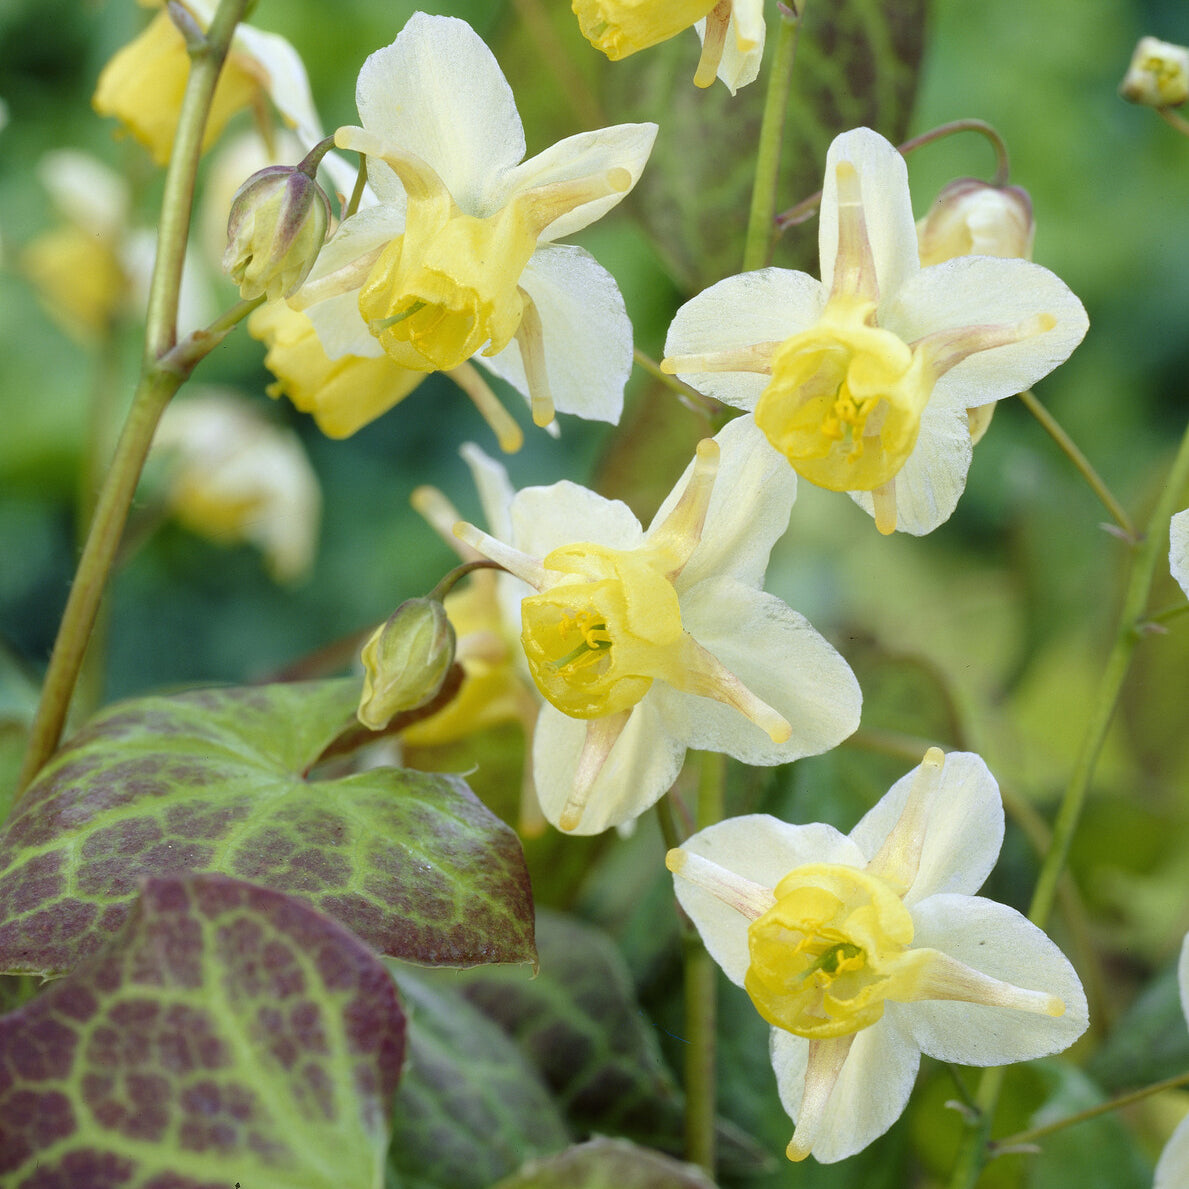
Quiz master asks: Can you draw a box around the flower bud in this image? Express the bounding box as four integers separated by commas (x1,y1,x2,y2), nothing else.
916,179,1034,267
223,164,330,300
357,598,457,730
1120,36,1189,108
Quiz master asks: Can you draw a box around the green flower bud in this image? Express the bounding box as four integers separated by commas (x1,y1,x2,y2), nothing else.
223,163,330,301
357,598,457,730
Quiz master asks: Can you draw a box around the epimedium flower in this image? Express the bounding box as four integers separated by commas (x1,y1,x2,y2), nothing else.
93,0,322,167
291,12,657,434
1155,933,1189,1188
667,747,1088,1163
662,127,1089,536
1172,509,1189,600
454,416,862,835
572,0,765,94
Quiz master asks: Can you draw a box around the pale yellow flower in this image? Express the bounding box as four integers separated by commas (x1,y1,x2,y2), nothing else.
1120,36,1189,108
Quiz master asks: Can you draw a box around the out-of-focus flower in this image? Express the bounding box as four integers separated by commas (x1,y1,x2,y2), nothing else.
1120,37,1189,108
292,12,656,434
1155,934,1189,1187
455,416,861,835
358,599,456,730
93,0,322,166
668,748,1088,1163
1171,509,1189,599
152,389,321,582
916,178,1036,445
663,127,1089,536
21,149,214,342
572,0,764,94
223,162,331,300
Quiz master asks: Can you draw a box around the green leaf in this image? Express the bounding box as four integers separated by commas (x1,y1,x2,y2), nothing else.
491,1137,720,1189
444,910,769,1175
387,967,570,1189
0,680,535,976
0,873,405,1188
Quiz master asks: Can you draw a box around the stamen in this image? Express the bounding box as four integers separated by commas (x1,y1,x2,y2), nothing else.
647,438,719,577
662,342,780,376
865,747,945,894
693,0,732,88
787,1035,855,1162
453,520,551,589
829,160,879,305
558,711,631,831
871,479,898,536
665,849,776,920
370,300,426,333
447,361,524,453
514,289,555,428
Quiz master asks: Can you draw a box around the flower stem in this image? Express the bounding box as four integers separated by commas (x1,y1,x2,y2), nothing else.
683,750,727,1175
946,415,1189,1189
989,1069,1189,1153
14,0,252,799
742,4,804,272
1158,106,1189,137
1017,389,1136,539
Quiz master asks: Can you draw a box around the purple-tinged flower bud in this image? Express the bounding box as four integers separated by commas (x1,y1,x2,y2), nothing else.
1120,36,1189,108
357,598,457,731
916,178,1035,268
223,164,330,300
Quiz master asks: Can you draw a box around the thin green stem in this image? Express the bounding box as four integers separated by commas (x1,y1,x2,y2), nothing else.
946,416,1189,1189
682,750,727,1176
15,0,252,798
990,1069,1189,1153
633,348,718,417
1146,600,1189,627
1158,106,1189,137
1018,390,1136,539
742,4,803,272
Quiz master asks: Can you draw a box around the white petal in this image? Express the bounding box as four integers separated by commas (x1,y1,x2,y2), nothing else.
820,128,919,305
664,268,827,410
510,481,643,561
694,1,765,95
656,578,861,763
532,700,686,834
482,245,630,424
355,13,526,215
849,397,972,536
459,442,515,543
898,894,1088,1065
502,123,658,242
771,1017,921,1163
675,816,863,984
884,256,1089,410
234,24,324,150
38,150,129,237
1171,508,1189,599
1179,929,1189,1024
849,751,1004,904
1156,1115,1189,1189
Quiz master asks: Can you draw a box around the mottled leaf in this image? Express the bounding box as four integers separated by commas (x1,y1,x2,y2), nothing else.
0,873,405,1188
446,910,769,1175
605,0,929,291
491,1137,720,1189
387,967,570,1189
0,681,535,976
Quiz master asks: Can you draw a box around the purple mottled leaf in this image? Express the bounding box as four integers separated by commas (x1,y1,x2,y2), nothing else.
0,873,404,1188
0,681,535,977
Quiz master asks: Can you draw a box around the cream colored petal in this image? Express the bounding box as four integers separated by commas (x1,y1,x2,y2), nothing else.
675,816,863,985
38,150,129,238
1156,1116,1189,1189
1178,930,1189,1025
694,0,765,94
848,397,972,536
510,480,644,562
848,751,1003,905
354,13,525,216
771,1016,921,1163
664,268,827,411
819,128,919,305
1171,509,1189,600
651,416,795,592
459,442,516,544
482,245,631,425
656,577,861,763
502,123,657,242
532,700,686,834
884,255,1089,411
233,23,323,149
897,894,1088,1065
